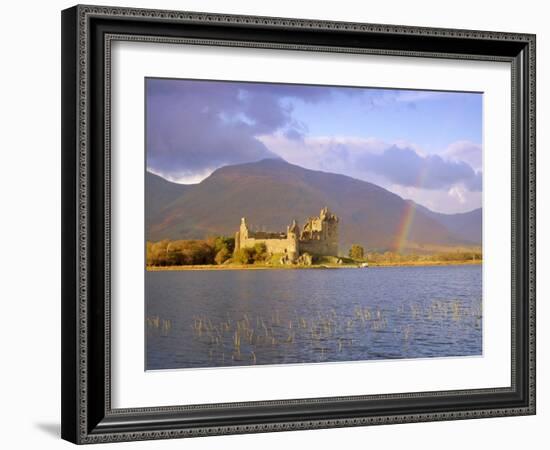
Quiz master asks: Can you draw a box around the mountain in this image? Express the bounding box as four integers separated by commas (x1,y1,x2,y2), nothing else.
145,171,189,232
146,159,480,253
409,201,482,245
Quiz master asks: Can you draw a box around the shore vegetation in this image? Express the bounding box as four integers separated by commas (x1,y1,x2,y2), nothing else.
146,238,482,270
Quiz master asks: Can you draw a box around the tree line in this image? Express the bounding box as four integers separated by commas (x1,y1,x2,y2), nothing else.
146,237,272,267
146,237,235,266
348,244,482,263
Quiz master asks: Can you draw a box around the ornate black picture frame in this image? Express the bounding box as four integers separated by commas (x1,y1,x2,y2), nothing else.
61,4,536,444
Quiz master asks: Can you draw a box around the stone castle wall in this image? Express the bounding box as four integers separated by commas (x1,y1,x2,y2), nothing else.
299,239,338,257
239,235,296,255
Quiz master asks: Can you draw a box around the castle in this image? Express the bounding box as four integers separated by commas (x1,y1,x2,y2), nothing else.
234,207,339,264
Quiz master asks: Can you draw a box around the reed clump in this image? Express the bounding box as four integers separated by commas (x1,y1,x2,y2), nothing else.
178,296,481,366
146,315,172,336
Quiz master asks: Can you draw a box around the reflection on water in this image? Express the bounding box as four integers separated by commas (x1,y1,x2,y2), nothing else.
146,265,482,370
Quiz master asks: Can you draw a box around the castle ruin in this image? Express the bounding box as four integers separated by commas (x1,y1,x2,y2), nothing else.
234,207,339,264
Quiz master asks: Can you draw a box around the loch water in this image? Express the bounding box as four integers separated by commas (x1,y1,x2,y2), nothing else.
146,265,482,370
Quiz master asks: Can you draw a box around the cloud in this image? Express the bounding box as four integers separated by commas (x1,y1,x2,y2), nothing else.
258,134,386,173
356,145,482,191
390,184,482,214
260,134,481,192
146,79,334,181
449,185,467,205
444,140,482,171
284,127,306,141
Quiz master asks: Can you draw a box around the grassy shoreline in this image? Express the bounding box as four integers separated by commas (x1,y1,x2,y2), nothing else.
146,260,482,271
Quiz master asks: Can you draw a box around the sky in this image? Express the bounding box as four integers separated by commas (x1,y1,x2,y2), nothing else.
146,78,483,214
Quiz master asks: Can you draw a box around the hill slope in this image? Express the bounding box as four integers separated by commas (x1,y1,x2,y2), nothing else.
145,171,189,232
409,202,482,245
146,159,478,253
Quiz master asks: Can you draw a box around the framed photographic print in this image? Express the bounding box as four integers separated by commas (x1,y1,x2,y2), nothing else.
61,4,536,444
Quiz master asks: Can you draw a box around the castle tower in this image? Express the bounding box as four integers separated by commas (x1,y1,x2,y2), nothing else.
234,217,249,254
239,217,249,240
322,207,339,255
286,219,300,262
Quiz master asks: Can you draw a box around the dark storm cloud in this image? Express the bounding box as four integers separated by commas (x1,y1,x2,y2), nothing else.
146,79,332,180
356,145,482,191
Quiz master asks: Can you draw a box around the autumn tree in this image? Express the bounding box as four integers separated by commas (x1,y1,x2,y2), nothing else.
211,236,235,265
349,244,365,260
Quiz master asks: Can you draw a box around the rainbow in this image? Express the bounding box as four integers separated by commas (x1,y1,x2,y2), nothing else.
392,164,430,253
393,200,417,253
